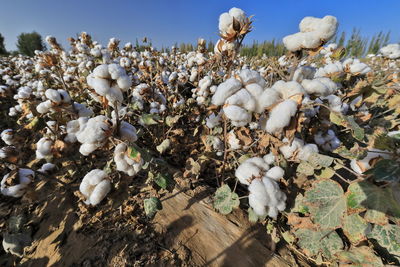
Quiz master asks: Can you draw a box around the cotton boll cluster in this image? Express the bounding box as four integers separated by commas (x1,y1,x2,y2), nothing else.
1,169,34,198
186,52,208,67
380,44,400,59
35,137,53,159
36,89,71,114
314,130,341,151
350,150,391,174
235,154,286,219
1,129,16,145
343,58,372,75
301,77,338,96
86,64,132,107
314,61,344,78
64,116,114,155
192,76,212,105
283,15,338,52
279,138,319,161
79,169,111,205
114,143,143,176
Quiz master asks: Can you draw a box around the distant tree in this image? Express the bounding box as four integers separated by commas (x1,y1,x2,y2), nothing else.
0,33,7,55
17,32,45,56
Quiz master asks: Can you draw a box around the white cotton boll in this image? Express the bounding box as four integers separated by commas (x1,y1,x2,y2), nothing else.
301,77,337,96
229,7,246,24
257,89,281,113
108,64,125,80
293,66,316,83
262,177,286,218
93,64,111,79
1,168,34,198
297,144,319,161
114,143,143,176
283,33,306,52
36,137,53,159
227,130,241,150
219,12,232,34
79,143,98,156
36,100,52,114
248,179,269,216
380,44,400,59
245,83,264,99
80,169,110,205
38,163,56,174
263,153,275,165
89,76,110,96
64,119,83,143
225,88,256,112
272,80,305,99
117,75,132,91
223,105,251,123
239,69,262,85
265,100,298,134
89,180,111,206
107,84,124,104
235,157,270,185
266,166,284,181
45,89,61,103
73,102,93,117
349,62,371,75
206,112,221,128
119,121,137,143
57,89,71,103
211,78,242,105
279,138,305,159
1,129,15,145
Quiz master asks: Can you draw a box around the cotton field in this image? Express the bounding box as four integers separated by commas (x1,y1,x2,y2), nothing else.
1,6,400,266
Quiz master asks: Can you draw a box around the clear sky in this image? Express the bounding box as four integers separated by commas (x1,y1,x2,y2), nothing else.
1,0,399,51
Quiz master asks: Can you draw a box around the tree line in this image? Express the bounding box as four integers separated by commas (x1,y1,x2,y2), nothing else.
0,29,396,58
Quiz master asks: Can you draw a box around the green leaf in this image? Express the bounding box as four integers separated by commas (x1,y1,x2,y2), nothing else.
368,159,400,183
335,246,384,267
307,153,334,168
213,184,240,215
304,179,346,229
295,229,343,259
367,224,400,258
154,173,169,189
346,181,400,221
144,197,162,218
342,213,368,244
127,145,142,163
297,161,315,176
316,167,335,179
139,113,160,125
291,193,309,214
334,145,367,160
330,112,364,141
330,112,347,126
156,139,171,154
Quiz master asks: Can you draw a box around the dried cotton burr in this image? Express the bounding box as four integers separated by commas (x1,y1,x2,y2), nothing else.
1,169,35,198
79,169,111,206
114,143,143,176
283,15,338,52
235,154,286,219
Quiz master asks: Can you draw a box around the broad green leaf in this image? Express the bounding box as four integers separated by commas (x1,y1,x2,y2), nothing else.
347,116,364,141
213,184,240,215
367,159,400,183
297,161,314,176
295,229,343,259
367,224,400,258
334,145,367,160
342,213,368,244
154,173,169,189
316,167,335,179
144,197,162,218
304,179,346,229
346,181,400,221
139,113,160,125
364,209,388,225
307,153,334,168
335,246,384,267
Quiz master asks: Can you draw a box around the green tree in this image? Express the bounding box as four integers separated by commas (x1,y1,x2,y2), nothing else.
0,33,7,55
17,31,44,56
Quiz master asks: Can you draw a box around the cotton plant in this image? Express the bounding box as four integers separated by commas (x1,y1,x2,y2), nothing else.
1,168,35,198
283,15,338,52
235,153,286,219
79,169,111,206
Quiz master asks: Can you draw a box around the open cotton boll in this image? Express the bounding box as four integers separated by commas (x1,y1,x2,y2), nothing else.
38,163,56,174
211,78,242,105
301,77,338,96
219,13,233,35
297,144,319,161
1,129,15,145
206,112,222,129
279,138,305,159
35,137,53,159
1,168,34,198
272,80,305,99
265,166,284,181
223,105,251,124
323,95,348,114
114,143,143,176
261,177,287,219
225,88,256,112
292,66,316,83
227,130,241,150
248,179,269,216
229,7,246,25
235,157,270,185
263,152,275,165
265,100,298,134
350,150,391,174
239,69,263,86
257,89,281,113
118,121,137,143
79,169,111,206
380,44,400,59
343,59,372,75
45,89,62,103
73,102,93,117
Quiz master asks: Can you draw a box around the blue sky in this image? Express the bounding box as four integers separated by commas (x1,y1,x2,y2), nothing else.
1,0,399,51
